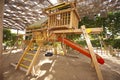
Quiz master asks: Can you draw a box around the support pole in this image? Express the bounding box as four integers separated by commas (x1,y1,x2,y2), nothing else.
53,43,57,54
81,25,103,80
0,0,4,79
61,34,67,55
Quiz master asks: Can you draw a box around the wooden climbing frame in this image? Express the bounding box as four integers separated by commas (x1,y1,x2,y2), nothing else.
14,1,104,80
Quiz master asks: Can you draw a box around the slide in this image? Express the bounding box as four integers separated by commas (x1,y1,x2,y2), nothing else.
57,37,104,64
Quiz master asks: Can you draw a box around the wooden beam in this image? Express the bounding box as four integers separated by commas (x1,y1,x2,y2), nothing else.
44,2,69,11
70,11,74,28
52,28,103,34
81,25,103,80
17,33,32,37
61,34,67,55
26,28,47,32
0,0,4,79
48,8,75,16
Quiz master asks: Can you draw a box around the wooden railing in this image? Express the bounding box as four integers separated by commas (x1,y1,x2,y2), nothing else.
48,11,70,28
48,9,79,29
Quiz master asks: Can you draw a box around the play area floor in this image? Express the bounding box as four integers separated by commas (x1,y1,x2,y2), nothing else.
2,50,120,80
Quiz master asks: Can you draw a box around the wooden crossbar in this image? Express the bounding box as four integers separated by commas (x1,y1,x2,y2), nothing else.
44,2,70,11
52,28,103,34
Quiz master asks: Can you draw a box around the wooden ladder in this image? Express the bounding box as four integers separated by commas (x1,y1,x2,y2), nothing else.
15,38,42,75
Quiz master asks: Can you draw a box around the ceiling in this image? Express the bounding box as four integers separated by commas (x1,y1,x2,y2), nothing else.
3,0,120,30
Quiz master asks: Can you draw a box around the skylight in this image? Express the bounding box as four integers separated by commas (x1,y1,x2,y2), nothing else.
49,0,58,4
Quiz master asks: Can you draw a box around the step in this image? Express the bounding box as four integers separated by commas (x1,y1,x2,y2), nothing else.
23,58,32,62
26,53,35,56
20,64,29,69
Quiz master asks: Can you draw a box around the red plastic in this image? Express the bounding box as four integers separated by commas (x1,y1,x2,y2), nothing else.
58,37,105,64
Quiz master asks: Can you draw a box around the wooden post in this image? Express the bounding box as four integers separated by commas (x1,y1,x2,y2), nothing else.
53,43,57,54
70,11,73,28
61,34,67,55
0,0,4,79
109,45,113,56
61,43,67,55
81,25,103,80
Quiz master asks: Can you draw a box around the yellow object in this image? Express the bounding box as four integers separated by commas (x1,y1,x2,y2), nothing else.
86,29,92,33
26,53,35,56
23,58,32,62
20,64,29,69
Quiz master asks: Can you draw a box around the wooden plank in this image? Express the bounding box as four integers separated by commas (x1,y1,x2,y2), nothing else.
61,13,63,25
51,15,53,27
61,34,67,55
53,43,57,54
23,58,32,62
81,25,103,80
70,2,80,20
26,28,47,32
75,16,79,29
72,11,75,28
48,25,69,30
20,64,29,69
18,33,32,36
48,16,50,28
70,11,73,28
56,15,58,26
63,13,65,25
58,14,60,26
66,12,69,25
70,2,76,8
26,53,35,56
44,2,67,11
48,8,74,16
74,9,80,20
52,28,103,34
53,15,55,26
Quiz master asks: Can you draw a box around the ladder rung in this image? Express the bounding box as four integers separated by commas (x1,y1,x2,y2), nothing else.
23,58,32,62
26,53,35,56
20,64,29,69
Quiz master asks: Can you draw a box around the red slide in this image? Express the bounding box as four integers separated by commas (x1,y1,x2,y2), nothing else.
57,37,104,64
